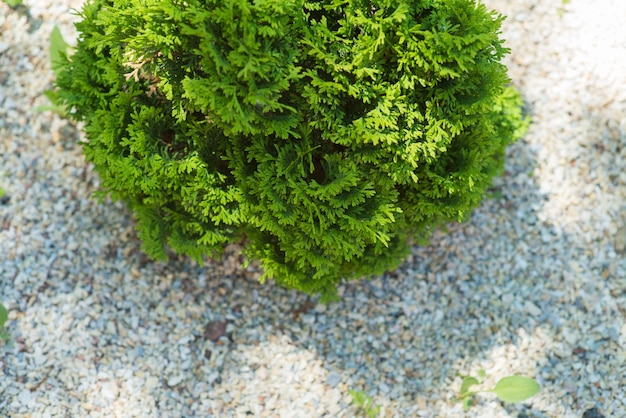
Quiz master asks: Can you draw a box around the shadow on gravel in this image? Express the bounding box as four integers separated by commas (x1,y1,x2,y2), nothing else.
206,101,621,417
3,1,625,416
117,99,624,417
288,133,556,416
7,128,546,416
68,128,547,416
5,107,624,417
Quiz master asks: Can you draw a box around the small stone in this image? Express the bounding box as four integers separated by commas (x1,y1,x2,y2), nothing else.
326,372,342,388
167,374,184,387
582,407,606,418
135,346,145,357
563,329,579,345
207,371,220,384
101,380,119,400
146,377,159,388
328,402,341,415
615,225,626,253
315,303,327,314
18,389,32,407
204,321,228,342
524,301,542,317
32,348,48,366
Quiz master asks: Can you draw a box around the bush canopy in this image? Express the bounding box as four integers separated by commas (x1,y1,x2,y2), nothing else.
56,0,527,300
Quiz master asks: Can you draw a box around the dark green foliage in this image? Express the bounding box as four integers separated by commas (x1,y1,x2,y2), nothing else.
56,0,527,300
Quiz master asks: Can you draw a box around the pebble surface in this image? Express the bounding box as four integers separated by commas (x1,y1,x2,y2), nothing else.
2,0,626,417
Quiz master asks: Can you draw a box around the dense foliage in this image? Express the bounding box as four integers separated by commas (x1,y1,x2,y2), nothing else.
56,0,527,300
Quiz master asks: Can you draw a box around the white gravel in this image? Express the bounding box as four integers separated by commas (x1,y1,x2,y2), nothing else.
2,0,626,417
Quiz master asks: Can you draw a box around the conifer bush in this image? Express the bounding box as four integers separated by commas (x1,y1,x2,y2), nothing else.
55,0,527,300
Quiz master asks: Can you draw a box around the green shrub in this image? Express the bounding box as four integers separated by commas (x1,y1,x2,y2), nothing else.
55,0,527,300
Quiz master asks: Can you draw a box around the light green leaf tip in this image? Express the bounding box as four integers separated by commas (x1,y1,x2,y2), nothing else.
493,376,540,403
462,397,473,411
0,303,8,328
459,376,480,395
50,25,69,72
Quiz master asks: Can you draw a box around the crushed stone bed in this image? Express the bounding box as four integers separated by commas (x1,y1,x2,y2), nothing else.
1,0,626,416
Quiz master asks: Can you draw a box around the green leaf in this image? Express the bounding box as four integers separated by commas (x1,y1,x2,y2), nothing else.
36,90,67,115
34,104,67,116
3,0,22,7
462,397,473,411
43,89,61,103
459,376,480,396
0,303,7,328
50,25,69,72
492,376,540,403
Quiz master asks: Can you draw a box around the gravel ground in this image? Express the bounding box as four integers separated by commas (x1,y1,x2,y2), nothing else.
1,0,626,417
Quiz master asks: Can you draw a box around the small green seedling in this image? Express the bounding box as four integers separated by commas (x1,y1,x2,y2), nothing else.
456,370,540,411
36,26,72,116
0,303,9,342
349,389,380,418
